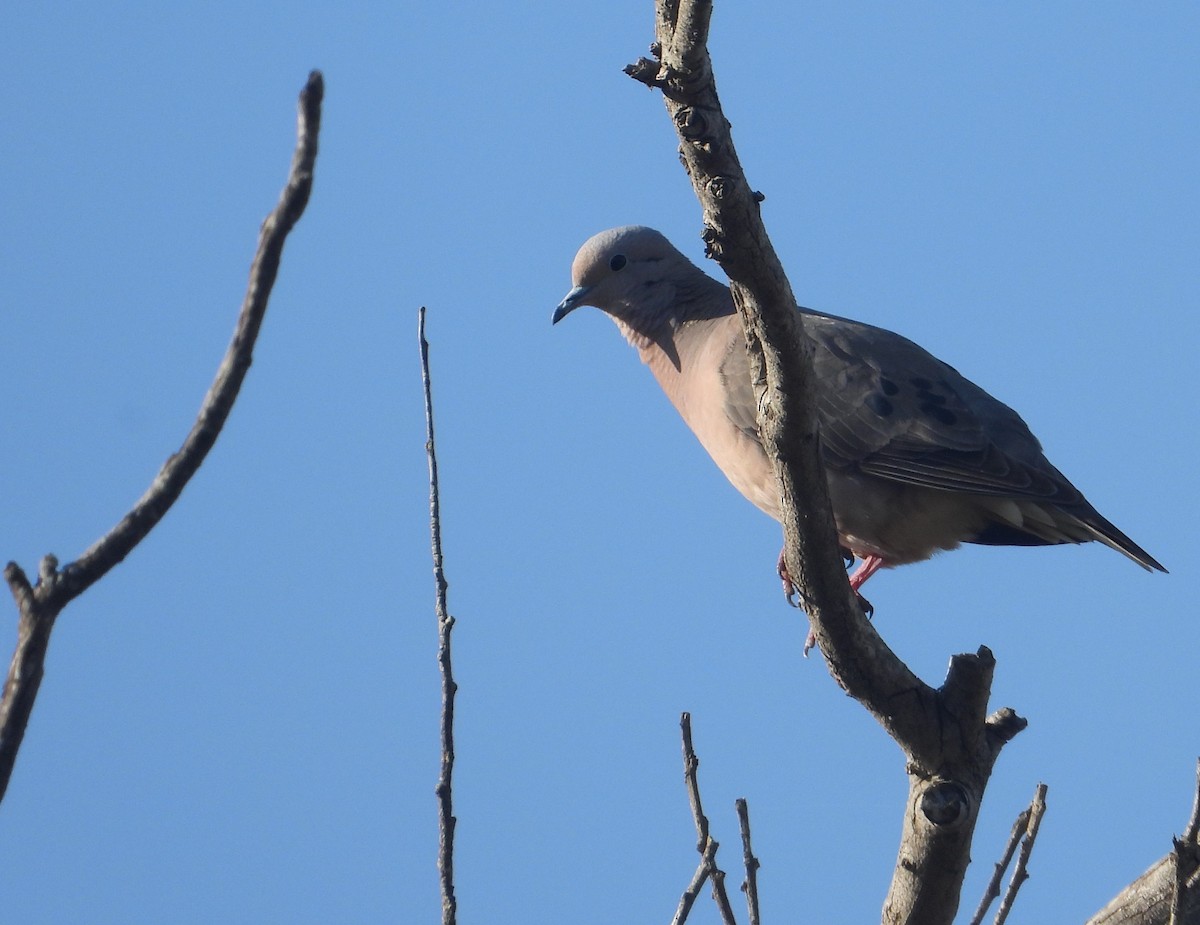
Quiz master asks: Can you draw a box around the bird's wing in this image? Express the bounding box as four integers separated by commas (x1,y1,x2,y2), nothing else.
718,309,1085,505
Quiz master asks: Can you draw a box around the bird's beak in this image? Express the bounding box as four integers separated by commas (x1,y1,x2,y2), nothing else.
552,285,592,324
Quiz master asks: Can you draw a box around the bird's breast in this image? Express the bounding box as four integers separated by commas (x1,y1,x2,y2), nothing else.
642,323,783,522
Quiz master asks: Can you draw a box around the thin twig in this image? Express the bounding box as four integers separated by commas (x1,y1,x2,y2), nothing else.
0,71,324,804
995,783,1048,925
678,714,739,925
705,838,739,925
736,798,761,925
72,70,323,603
1170,758,1200,925
421,307,458,925
1183,758,1200,847
671,860,711,925
681,713,710,851
968,805,1032,925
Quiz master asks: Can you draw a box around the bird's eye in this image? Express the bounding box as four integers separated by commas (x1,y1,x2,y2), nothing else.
609,254,627,271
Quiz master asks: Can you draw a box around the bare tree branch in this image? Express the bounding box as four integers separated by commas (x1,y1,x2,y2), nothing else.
627,4,1024,921
420,307,458,925
628,4,865,696
968,804,1031,925
0,70,324,804
994,783,1047,925
677,713,739,925
1185,759,1200,847
736,798,761,925
671,860,711,925
1173,761,1200,925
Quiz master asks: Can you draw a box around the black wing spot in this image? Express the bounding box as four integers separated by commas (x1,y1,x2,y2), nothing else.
910,376,933,390
879,377,899,396
920,403,957,426
866,393,894,417
916,388,947,406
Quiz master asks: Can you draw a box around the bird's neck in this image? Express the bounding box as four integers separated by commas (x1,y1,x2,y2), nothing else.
625,314,735,414
612,272,733,367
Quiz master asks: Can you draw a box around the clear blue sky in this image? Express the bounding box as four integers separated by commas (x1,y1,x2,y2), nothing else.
2,3,1197,923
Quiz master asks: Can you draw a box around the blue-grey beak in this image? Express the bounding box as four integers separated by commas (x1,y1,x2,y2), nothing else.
552,285,593,324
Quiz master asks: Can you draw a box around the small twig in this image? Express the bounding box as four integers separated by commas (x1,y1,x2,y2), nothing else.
421,307,457,925
671,860,711,925
736,798,761,925
1183,758,1200,847
68,70,323,603
705,838,739,925
681,713,710,851
968,805,1032,925
0,71,324,804
1169,758,1200,925
678,714,739,925
995,783,1048,925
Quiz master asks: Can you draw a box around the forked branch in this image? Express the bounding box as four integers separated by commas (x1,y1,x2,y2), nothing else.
674,714,739,925
0,70,324,803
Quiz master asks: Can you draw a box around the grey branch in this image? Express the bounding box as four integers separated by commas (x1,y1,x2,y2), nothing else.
994,783,1048,925
676,714,739,925
736,798,761,925
671,860,711,925
968,802,1032,925
420,307,458,925
629,3,1023,922
0,70,324,804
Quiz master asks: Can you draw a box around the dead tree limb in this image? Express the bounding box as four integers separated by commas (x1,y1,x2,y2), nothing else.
994,783,1048,925
671,860,712,925
676,713,738,925
420,307,458,925
626,4,1023,921
736,798,762,925
0,70,324,803
968,801,1032,925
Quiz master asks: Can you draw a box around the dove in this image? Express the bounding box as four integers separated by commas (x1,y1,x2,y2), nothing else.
553,226,1165,614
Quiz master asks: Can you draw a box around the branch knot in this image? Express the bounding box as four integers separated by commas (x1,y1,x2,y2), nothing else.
673,105,710,140
920,779,974,828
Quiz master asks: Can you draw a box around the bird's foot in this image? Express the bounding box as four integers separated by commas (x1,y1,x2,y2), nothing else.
848,554,885,592
856,591,874,619
777,550,799,608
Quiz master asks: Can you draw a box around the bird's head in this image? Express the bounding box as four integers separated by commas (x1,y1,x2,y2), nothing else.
553,226,689,330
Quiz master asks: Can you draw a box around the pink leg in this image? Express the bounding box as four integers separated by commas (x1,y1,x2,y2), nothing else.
848,554,885,591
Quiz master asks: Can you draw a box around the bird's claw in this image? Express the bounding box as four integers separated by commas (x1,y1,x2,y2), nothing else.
856,591,874,619
777,551,800,608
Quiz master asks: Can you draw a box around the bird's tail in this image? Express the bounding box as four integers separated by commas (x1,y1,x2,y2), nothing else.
1080,513,1167,573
